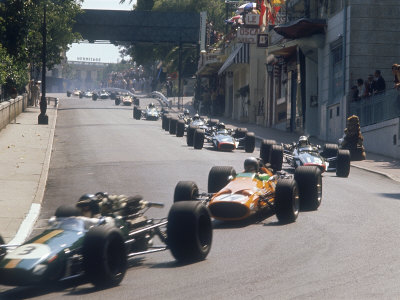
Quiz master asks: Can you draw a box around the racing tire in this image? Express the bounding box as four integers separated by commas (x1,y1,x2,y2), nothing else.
294,166,322,211
321,143,338,158
234,127,248,139
79,93,83,99
0,235,6,261
134,107,142,120
162,114,169,130
167,201,212,262
83,226,127,288
209,119,219,126
67,91,71,97
133,98,139,106
55,205,81,217
174,181,199,202
187,125,197,147
244,132,255,153
176,120,185,137
270,144,283,171
193,129,205,149
275,179,300,224
208,166,236,193
92,94,98,101
336,149,351,177
115,99,120,106
260,139,277,164
169,117,178,135
164,115,171,131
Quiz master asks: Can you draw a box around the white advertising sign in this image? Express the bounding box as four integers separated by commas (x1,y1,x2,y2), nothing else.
236,27,260,44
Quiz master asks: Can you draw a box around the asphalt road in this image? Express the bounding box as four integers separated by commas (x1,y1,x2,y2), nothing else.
1,94,400,299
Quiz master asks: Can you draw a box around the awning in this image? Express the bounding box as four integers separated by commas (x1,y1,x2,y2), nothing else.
273,18,326,40
267,34,325,57
197,61,224,76
218,43,249,75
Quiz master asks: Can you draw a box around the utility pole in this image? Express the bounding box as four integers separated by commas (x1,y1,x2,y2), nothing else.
38,1,48,124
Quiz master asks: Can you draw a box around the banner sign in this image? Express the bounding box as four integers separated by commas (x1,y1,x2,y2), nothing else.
236,27,260,44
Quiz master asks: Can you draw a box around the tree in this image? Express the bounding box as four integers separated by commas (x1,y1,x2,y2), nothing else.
0,0,82,91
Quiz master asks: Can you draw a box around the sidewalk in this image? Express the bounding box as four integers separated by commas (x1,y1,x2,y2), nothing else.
171,96,400,183
0,106,56,244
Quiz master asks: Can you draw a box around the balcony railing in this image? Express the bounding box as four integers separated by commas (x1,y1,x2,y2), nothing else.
348,88,400,127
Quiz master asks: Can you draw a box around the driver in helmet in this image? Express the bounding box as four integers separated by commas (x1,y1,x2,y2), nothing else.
76,194,101,218
243,157,271,181
183,109,190,116
193,113,200,120
148,102,155,108
298,135,310,148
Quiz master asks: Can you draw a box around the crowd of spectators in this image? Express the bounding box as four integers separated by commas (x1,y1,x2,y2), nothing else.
104,67,153,94
351,69,387,101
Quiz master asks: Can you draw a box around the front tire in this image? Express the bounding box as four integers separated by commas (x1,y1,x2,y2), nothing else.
244,132,255,153
275,179,300,224
167,201,212,262
294,166,322,210
270,144,283,171
174,181,199,202
176,120,185,137
336,149,351,177
83,226,127,288
187,125,197,146
193,129,204,149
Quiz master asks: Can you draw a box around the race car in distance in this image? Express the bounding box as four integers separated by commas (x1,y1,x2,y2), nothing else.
115,93,133,106
189,122,256,153
174,154,322,224
0,193,212,288
282,136,351,177
133,103,160,120
99,90,110,99
66,89,81,97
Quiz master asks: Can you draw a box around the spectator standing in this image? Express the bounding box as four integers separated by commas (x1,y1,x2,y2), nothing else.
392,64,400,89
351,85,360,101
365,74,374,97
373,69,386,94
356,78,366,99
32,81,40,106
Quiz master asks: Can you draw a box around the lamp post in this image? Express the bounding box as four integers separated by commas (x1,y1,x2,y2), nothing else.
38,1,48,124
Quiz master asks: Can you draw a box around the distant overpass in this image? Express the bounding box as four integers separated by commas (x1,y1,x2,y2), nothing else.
73,9,202,45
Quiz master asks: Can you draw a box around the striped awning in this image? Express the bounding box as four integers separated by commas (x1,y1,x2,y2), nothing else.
218,43,249,75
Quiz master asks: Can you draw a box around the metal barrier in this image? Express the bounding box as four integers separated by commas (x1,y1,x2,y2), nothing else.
46,97,58,107
349,88,400,127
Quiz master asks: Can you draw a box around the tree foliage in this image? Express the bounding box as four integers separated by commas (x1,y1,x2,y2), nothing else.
0,0,82,91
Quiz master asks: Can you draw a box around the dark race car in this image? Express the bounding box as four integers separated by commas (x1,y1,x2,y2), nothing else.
0,193,212,288
174,153,323,224
281,136,351,177
189,123,256,153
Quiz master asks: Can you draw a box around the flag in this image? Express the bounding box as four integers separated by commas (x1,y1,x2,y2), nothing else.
257,0,266,27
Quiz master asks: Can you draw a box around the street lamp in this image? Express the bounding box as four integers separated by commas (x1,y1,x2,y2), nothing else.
38,1,48,124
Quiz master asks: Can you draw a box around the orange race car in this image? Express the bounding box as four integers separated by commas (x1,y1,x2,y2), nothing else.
174,154,322,224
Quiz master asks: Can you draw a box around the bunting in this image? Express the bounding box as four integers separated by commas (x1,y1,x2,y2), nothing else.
266,0,284,25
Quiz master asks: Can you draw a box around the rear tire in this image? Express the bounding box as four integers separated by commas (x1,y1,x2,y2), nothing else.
275,179,299,224
115,99,120,106
55,205,81,217
336,149,351,177
260,139,277,164
208,166,236,193
322,143,338,158
234,127,248,139
174,181,199,202
83,226,127,288
209,119,219,126
176,120,185,137
244,132,255,153
187,125,197,146
167,201,212,262
193,129,204,149
169,117,178,135
294,166,322,210
270,144,283,171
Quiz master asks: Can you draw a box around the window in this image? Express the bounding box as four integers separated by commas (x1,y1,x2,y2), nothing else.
329,0,343,16
330,38,343,104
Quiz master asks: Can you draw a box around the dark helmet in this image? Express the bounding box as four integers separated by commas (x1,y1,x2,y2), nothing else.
217,122,225,130
76,193,100,216
149,102,155,108
183,109,190,116
298,135,309,147
244,157,259,173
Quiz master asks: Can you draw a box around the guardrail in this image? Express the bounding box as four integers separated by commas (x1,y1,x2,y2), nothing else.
349,88,400,127
46,97,58,107
150,91,170,107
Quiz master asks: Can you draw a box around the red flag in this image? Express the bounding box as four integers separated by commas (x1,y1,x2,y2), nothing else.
258,0,266,26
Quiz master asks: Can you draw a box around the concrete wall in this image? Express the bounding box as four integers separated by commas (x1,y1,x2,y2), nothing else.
361,118,400,159
0,95,28,132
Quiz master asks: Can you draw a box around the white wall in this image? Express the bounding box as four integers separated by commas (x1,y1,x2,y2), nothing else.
361,118,400,159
